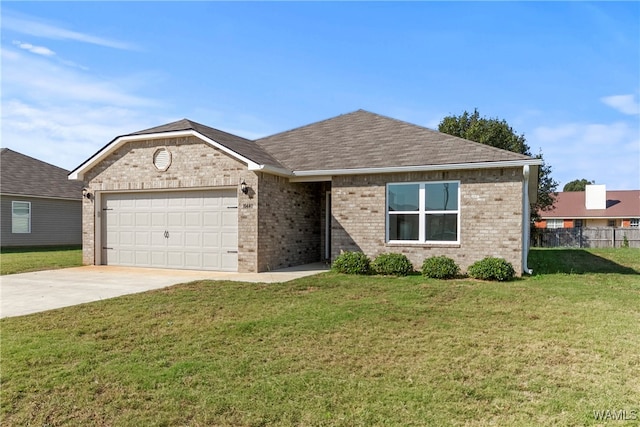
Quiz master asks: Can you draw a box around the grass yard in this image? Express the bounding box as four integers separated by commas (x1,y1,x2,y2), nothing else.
1,249,639,426
0,246,82,275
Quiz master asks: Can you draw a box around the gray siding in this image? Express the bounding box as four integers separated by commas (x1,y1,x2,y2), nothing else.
1,196,82,247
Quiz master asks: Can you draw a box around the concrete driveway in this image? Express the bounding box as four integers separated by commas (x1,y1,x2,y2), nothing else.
0,263,329,319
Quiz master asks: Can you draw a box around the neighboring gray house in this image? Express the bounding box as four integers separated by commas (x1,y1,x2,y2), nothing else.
1,148,83,247
69,110,541,275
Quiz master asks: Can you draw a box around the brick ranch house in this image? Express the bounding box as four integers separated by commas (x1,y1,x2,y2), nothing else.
69,110,541,275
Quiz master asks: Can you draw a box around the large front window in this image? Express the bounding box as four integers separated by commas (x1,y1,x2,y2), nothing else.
387,181,459,243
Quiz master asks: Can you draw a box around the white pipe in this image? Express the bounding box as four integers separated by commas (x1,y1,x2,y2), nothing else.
522,165,533,274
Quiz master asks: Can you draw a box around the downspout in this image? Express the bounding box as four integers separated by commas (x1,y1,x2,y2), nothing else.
522,165,533,274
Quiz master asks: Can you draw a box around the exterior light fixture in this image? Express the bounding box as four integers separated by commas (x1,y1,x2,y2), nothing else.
240,180,248,194
82,188,93,200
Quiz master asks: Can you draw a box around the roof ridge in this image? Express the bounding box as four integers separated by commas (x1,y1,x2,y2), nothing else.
256,110,368,141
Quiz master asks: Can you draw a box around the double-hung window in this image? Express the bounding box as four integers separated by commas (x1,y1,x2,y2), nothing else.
387,181,459,244
12,201,31,233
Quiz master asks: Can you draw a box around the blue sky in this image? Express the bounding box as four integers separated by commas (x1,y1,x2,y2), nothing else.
2,2,639,189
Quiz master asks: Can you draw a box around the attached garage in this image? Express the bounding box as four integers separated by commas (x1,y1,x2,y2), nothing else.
100,189,238,271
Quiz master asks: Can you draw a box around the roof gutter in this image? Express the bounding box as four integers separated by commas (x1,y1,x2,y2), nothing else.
290,159,542,178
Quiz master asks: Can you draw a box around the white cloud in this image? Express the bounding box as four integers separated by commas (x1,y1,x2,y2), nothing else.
3,12,136,50
531,120,640,190
0,45,162,171
601,94,640,115
12,40,55,56
2,48,158,107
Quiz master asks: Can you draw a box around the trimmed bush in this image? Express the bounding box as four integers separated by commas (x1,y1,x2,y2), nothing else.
372,253,414,276
421,256,460,279
467,257,516,281
331,251,371,275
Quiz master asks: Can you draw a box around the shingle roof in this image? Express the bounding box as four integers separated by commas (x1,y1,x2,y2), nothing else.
71,109,540,181
131,119,286,169
541,190,640,219
1,148,83,199
255,110,534,171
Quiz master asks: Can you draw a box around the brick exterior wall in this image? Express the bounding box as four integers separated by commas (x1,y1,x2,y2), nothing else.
81,136,527,274
256,174,322,271
330,168,525,275
81,136,325,273
81,136,259,272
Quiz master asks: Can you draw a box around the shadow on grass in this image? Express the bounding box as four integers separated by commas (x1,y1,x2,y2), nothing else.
0,245,81,254
528,249,639,275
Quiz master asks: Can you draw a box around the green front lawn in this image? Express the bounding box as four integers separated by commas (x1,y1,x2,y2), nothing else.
1,249,639,426
0,246,82,275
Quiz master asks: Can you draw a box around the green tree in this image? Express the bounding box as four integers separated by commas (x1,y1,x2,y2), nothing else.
563,179,594,192
438,108,558,220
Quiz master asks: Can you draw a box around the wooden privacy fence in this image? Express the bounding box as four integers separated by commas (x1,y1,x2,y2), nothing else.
532,227,640,248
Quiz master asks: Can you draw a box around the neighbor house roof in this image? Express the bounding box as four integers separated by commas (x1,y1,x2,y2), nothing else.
541,190,640,219
1,148,83,200
256,110,535,173
69,109,541,181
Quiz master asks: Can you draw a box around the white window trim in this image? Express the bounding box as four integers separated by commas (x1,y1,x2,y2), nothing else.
386,180,460,245
547,219,563,229
12,201,31,234
630,218,640,228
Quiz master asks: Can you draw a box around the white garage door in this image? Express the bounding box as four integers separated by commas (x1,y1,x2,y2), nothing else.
101,189,238,271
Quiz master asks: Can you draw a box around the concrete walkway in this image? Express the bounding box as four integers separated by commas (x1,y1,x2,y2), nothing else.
0,263,329,319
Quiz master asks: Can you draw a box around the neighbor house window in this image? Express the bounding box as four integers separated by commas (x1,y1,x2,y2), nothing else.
387,181,459,243
574,219,583,228
12,201,31,233
608,219,616,227
546,219,563,229
631,218,640,228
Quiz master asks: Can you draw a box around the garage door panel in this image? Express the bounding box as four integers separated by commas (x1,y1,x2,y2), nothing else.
184,252,202,268
135,231,150,246
185,212,201,227
203,211,220,226
203,232,220,248
135,251,150,265
102,189,237,271
135,197,152,208
151,251,167,267
203,253,220,269
184,232,201,247
151,231,166,246
119,212,134,226
221,253,237,270
151,212,165,227
119,250,135,265
119,231,134,245
222,211,237,227
135,212,151,226
167,251,184,267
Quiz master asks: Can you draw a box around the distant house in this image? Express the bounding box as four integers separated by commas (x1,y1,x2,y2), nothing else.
0,148,83,247
535,185,640,229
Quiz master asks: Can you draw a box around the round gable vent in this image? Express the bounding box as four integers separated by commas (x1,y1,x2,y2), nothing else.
153,148,172,171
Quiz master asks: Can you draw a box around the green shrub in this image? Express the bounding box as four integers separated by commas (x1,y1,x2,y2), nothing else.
467,257,515,281
372,253,414,276
421,256,460,279
331,251,371,275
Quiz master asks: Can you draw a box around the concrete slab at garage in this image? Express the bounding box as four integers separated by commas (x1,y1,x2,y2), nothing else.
0,263,329,318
